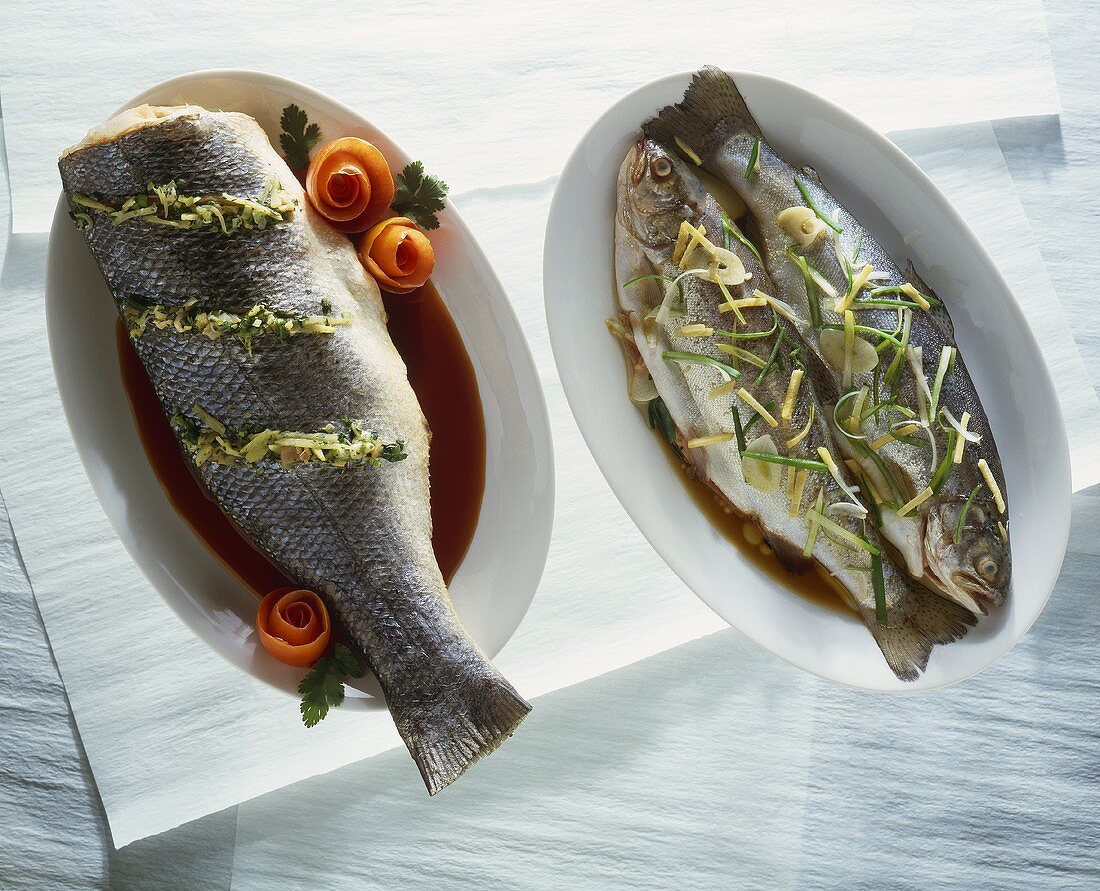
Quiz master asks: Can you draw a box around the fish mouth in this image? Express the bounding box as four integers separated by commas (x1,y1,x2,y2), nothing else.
926,565,1003,616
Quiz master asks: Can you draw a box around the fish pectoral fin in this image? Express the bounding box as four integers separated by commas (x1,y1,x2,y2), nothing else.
866,586,976,682
389,661,532,796
799,165,824,187
766,534,814,574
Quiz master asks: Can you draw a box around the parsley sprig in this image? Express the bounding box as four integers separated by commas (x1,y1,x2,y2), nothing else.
299,644,363,727
391,161,449,230
279,104,321,170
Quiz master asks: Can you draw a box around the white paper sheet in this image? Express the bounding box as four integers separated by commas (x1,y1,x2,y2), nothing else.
0,0,1060,232
0,119,1095,848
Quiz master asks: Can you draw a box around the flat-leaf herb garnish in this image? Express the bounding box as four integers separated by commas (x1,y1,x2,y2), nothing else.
299,644,363,728
391,161,449,230
123,298,351,355
71,178,295,234
172,409,407,469
279,103,322,170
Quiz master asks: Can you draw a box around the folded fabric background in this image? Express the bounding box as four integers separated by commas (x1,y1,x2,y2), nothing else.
0,0,1095,861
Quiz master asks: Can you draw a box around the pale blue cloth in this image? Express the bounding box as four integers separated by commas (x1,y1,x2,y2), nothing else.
2,1,1099,886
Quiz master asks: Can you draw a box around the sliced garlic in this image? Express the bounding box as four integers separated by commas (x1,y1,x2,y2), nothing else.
777,206,827,247
705,245,747,286
818,328,878,375
742,434,783,493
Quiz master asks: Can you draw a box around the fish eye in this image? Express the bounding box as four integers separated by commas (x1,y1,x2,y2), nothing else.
977,557,999,581
651,157,673,180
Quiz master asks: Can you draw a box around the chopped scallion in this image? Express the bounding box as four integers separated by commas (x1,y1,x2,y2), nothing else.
721,211,764,265
929,345,956,417
716,343,767,368
731,405,747,453
663,350,740,380
929,428,958,494
871,553,887,623
745,138,760,180
821,322,905,350
954,484,981,545
804,509,880,554
786,246,823,328
740,452,827,472
794,175,842,233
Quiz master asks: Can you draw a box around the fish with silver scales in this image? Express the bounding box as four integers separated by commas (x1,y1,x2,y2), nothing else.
58,103,529,794
613,137,975,681
643,67,1010,619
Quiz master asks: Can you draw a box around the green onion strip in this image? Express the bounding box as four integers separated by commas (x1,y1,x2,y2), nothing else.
872,553,887,623
794,175,843,234
955,484,982,544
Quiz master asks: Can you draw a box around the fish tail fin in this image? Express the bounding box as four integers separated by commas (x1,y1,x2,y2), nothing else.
868,583,976,681
388,656,531,795
643,66,762,156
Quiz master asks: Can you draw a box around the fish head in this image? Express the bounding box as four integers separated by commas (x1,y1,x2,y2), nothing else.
922,495,1009,615
618,139,707,260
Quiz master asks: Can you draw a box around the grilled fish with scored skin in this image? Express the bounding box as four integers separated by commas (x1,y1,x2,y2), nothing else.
615,138,974,680
58,104,529,793
644,69,1010,617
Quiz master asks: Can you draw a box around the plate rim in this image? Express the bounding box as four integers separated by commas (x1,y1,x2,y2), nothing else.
46,67,555,702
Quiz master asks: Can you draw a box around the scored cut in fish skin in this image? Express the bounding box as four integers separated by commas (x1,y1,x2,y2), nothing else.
614,139,974,680
642,68,1010,617
58,104,529,793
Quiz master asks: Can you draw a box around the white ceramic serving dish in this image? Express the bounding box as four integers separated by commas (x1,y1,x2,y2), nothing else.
46,70,554,705
543,70,1071,691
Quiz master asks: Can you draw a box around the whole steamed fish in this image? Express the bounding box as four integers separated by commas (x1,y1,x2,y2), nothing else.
614,138,973,680
59,104,529,793
644,68,1010,617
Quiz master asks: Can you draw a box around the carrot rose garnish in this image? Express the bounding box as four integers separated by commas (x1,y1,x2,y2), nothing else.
305,137,395,233
256,587,331,667
357,216,435,294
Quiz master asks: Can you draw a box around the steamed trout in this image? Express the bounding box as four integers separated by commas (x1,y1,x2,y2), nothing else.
614,138,974,680
644,68,1010,617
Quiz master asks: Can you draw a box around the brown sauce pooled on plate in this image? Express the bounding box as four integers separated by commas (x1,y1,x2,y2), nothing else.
659,443,856,616
116,280,485,597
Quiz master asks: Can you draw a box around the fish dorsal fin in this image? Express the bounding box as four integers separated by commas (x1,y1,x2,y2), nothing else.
643,66,762,159
799,165,824,186
903,260,938,300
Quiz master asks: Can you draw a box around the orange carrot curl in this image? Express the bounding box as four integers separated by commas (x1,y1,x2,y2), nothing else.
256,587,332,667
305,137,395,233
357,216,435,295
